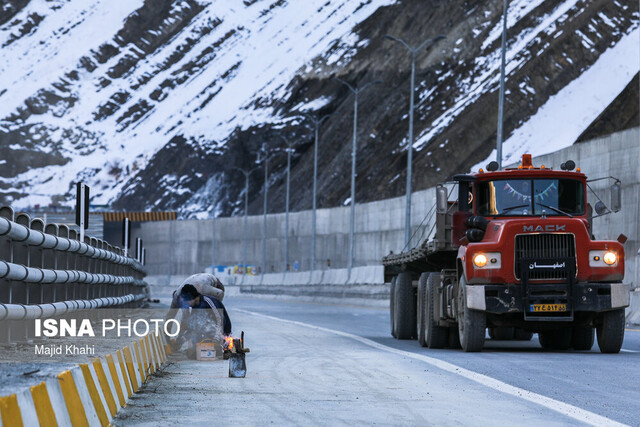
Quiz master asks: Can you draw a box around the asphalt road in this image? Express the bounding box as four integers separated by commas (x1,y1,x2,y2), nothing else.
114,297,640,426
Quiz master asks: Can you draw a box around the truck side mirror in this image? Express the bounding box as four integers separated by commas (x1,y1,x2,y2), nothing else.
594,201,607,216
610,181,621,212
436,184,448,214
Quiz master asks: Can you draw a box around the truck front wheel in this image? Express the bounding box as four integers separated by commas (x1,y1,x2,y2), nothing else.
394,272,416,340
457,276,486,352
597,309,625,353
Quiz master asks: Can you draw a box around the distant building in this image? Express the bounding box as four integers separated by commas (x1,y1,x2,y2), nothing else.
102,212,176,246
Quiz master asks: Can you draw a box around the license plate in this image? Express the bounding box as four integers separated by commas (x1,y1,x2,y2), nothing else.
529,304,567,313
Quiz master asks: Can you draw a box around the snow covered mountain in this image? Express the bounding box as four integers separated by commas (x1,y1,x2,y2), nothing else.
0,0,637,217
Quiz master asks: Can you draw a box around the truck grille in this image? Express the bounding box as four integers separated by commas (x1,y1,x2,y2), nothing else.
515,233,576,280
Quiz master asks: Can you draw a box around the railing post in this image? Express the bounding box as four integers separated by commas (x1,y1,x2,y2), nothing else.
90,237,98,299
108,243,114,297
58,225,69,301
83,235,91,299
30,219,45,305
14,213,30,305
15,213,31,339
99,239,106,298
69,229,78,300
0,207,13,343
42,224,60,302
0,207,13,304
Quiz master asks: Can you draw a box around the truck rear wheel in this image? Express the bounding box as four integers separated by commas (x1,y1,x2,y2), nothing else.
597,309,625,353
390,277,397,338
417,274,426,346
423,273,448,348
457,276,486,352
571,327,594,351
394,272,415,340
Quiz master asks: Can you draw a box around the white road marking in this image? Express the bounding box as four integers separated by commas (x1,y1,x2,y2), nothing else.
235,308,626,427
620,349,638,353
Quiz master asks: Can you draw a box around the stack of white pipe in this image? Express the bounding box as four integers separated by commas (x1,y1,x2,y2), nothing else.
0,260,147,285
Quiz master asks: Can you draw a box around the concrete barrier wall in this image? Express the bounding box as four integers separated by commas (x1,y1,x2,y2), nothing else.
138,187,439,276
145,266,389,307
629,290,640,324
138,128,640,292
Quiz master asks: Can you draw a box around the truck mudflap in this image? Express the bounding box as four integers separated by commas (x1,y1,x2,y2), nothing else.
468,282,630,317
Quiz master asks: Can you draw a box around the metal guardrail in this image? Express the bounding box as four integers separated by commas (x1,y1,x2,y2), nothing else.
0,206,147,327
0,294,145,320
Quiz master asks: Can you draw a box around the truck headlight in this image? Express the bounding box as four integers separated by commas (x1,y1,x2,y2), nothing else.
603,252,617,265
473,254,487,267
589,250,618,267
472,253,501,269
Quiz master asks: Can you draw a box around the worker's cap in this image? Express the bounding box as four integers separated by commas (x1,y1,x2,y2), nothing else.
179,284,200,302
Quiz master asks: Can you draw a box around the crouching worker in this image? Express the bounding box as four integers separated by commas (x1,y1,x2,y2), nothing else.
168,274,232,357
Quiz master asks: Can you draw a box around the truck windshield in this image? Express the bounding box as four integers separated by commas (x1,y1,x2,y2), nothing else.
476,178,585,217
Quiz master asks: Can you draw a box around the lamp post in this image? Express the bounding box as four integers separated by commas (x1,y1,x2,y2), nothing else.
257,144,273,284
304,113,333,273
276,135,297,274
497,0,509,169
384,34,445,248
232,166,258,284
211,213,215,270
334,77,382,274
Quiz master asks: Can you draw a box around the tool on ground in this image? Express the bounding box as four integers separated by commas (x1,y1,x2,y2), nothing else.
226,331,250,378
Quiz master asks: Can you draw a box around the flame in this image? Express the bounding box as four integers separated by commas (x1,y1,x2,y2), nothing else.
224,336,234,351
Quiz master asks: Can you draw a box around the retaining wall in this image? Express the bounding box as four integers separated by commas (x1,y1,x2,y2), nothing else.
145,265,389,307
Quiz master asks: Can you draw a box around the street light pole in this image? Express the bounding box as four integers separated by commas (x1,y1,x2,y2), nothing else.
497,0,509,170
334,78,382,274
258,144,270,283
276,135,296,274
244,172,249,280
211,213,215,269
384,34,445,248
305,113,333,273
286,143,291,273
232,166,258,285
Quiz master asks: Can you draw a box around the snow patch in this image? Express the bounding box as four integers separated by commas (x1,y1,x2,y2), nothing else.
472,27,639,171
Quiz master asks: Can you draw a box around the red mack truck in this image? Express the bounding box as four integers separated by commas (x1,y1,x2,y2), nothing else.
383,154,629,352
